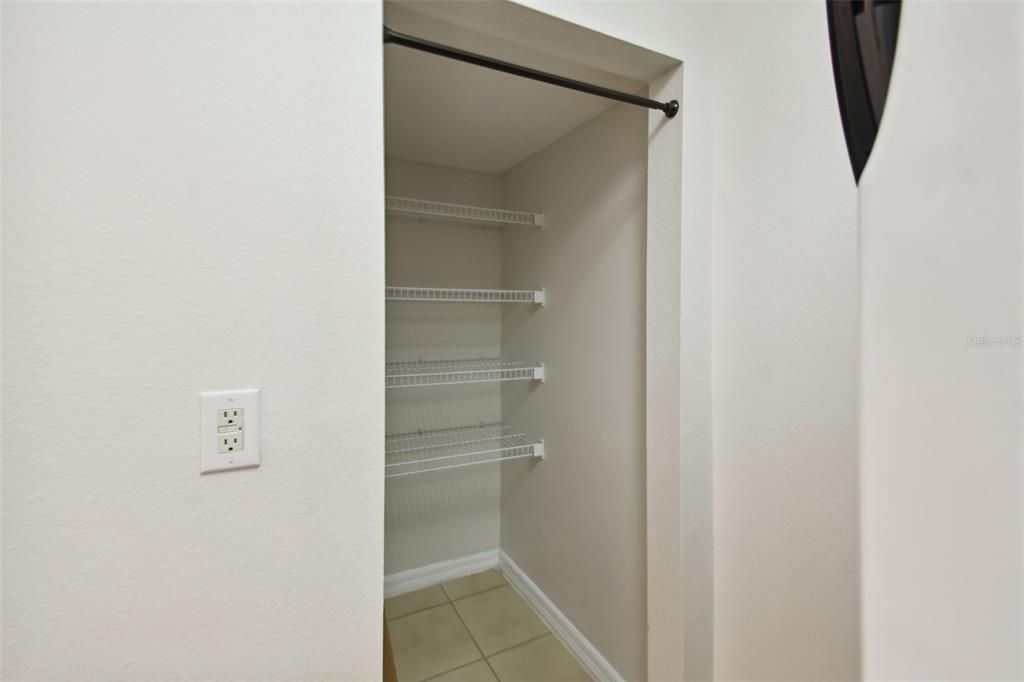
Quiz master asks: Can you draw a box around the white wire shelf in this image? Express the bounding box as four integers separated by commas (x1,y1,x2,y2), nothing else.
386,196,544,228
386,358,545,389
386,424,544,478
386,286,545,305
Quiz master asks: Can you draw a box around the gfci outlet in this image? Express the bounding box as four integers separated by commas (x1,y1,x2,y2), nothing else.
200,389,260,473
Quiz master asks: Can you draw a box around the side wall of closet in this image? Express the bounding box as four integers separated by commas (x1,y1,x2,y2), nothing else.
500,103,648,681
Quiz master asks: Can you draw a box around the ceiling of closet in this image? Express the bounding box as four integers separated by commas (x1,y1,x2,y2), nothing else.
384,2,659,175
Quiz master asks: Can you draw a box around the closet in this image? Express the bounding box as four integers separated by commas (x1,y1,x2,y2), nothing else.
381,4,681,680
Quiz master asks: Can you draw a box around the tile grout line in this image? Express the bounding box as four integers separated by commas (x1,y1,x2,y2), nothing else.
481,656,502,681
407,601,487,682
485,632,553,661
450,584,553,680
448,582,508,605
418,659,488,682
388,581,509,624
392,573,531,682
385,600,449,624
448,592,502,682
407,629,559,682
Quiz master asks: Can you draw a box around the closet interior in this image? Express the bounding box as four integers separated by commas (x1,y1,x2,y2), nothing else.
382,4,678,680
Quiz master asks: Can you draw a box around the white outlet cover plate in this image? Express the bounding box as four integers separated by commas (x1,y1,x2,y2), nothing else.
200,388,261,473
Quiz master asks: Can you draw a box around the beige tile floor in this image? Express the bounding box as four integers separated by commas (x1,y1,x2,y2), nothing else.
385,570,592,682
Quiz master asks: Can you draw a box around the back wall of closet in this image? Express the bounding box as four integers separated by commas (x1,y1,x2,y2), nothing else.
385,158,505,573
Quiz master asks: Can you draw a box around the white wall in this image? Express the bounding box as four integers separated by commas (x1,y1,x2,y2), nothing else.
516,3,716,678
508,4,861,680
1,3,384,679
859,3,1023,679
0,1,868,679
384,159,503,574
500,103,648,681
712,2,860,680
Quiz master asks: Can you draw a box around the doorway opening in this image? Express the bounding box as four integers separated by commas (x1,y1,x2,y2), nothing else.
380,3,690,679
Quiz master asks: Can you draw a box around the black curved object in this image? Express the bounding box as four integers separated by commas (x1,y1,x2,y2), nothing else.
384,26,679,119
827,0,902,181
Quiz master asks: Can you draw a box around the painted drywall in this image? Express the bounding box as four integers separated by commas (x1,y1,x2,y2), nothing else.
500,103,648,681
384,158,503,573
712,2,860,680
1,3,384,679
383,2,644,175
859,2,1023,679
516,3,715,678
382,8,691,677
645,65,690,682
0,1,864,680
381,2,709,677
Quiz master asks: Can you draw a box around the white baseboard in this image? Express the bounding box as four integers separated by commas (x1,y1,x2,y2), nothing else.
498,550,624,682
384,549,499,599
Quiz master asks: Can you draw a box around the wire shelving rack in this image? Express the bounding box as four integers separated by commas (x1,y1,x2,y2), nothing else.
386,286,545,305
385,358,544,389
386,196,544,228
386,424,544,478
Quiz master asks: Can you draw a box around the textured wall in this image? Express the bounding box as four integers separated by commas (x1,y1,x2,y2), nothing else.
860,3,1023,678
711,2,860,680
1,3,384,679
1,1,870,679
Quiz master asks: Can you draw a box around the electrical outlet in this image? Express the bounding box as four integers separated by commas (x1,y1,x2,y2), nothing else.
200,389,260,473
218,408,243,429
218,430,244,454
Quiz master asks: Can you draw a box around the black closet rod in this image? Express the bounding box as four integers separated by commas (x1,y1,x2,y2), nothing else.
383,26,679,119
